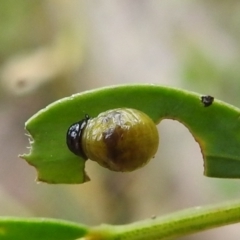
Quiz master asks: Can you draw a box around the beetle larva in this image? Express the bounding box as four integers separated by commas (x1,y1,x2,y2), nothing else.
66,108,159,172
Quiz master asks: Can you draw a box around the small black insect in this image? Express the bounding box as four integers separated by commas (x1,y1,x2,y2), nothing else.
201,95,214,107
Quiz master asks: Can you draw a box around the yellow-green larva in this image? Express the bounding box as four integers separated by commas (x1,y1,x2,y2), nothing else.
66,108,159,172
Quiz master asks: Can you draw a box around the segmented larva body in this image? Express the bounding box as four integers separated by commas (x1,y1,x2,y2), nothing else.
66,108,159,172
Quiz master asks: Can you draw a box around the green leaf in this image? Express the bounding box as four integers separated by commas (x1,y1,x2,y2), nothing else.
21,84,240,183
0,217,88,240
2,201,240,239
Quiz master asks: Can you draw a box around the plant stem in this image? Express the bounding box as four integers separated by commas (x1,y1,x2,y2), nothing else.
87,200,240,240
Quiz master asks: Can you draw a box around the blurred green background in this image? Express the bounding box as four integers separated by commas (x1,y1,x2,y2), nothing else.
0,1,240,239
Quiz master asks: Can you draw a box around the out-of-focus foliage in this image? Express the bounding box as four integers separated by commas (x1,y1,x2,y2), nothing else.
182,43,240,105
0,1,85,95
180,1,240,107
0,1,48,56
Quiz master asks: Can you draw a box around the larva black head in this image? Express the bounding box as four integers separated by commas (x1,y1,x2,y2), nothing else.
66,114,90,159
201,95,214,107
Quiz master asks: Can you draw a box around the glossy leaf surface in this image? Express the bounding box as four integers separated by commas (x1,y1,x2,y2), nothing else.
21,84,240,183
0,218,88,240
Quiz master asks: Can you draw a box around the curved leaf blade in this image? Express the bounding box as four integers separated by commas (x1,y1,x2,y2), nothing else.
21,84,240,183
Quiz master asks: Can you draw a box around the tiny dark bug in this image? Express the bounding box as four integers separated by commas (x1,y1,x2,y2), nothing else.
66,108,159,172
201,95,214,107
